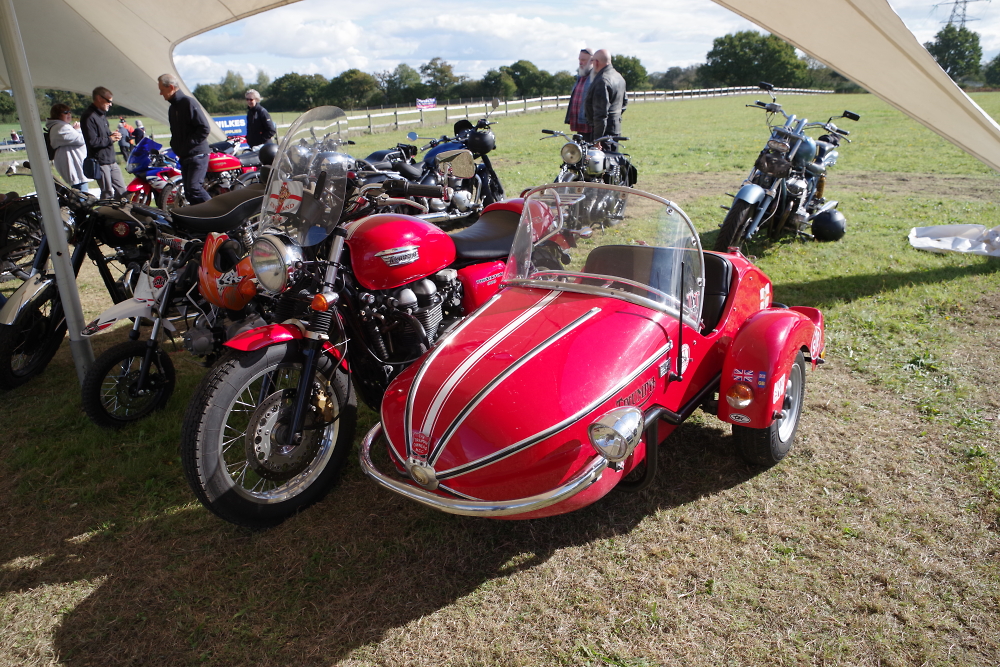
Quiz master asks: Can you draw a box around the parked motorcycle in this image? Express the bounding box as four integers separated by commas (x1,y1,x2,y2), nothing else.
393,100,505,229
179,106,565,528
0,186,46,284
540,128,637,187
0,182,265,390
124,137,182,207
713,82,860,251
159,145,261,210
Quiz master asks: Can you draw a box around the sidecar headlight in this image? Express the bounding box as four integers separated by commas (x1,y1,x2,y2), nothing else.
588,407,644,463
250,233,302,294
725,382,754,409
560,142,583,165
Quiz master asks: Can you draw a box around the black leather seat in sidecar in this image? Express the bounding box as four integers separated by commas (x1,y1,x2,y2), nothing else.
450,208,519,260
170,183,265,234
700,252,733,333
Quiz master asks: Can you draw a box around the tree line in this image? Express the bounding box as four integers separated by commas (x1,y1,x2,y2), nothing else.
190,32,866,115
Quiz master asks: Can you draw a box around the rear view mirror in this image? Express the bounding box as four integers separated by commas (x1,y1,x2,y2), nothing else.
407,131,419,141
435,149,476,179
843,110,860,121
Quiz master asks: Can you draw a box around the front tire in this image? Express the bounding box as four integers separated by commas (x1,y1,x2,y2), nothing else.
733,352,806,466
180,342,357,528
0,284,66,390
0,198,45,282
81,340,176,428
160,182,186,211
714,199,754,252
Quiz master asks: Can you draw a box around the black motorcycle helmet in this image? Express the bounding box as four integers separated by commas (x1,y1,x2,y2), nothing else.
258,142,278,166
464,130,496,155
811,209,847,241
453,119,474,135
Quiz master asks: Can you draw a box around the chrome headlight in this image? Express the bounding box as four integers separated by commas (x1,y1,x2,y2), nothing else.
767,139,790,153
250,233,302,294
585,148,606,176
588,407,643,463
560,142,583,165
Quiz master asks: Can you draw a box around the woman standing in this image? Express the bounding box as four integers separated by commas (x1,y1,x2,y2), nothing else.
46,103,89,192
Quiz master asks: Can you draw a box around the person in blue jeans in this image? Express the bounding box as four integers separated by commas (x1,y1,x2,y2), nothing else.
157,73,211,204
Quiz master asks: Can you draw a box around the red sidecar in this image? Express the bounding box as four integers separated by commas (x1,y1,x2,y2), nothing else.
360,183,825,519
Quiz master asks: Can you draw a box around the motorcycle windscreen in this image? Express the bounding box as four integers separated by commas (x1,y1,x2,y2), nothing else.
259,106,351,247
504,183,706,330
126,137,163,174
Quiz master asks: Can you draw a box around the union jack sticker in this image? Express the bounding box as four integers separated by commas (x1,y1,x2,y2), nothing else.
733,369,754,382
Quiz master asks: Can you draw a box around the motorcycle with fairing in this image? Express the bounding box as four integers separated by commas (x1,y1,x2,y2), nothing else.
180,106,563,528
360,182,826,519
713,82,859,251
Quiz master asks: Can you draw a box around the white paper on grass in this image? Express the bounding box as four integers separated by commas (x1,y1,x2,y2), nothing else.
908,225,1000,257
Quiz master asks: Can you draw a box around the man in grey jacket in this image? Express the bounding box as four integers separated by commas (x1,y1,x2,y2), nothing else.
584,49,628,143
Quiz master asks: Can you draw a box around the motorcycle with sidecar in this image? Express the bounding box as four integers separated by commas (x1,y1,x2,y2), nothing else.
361,182,826,519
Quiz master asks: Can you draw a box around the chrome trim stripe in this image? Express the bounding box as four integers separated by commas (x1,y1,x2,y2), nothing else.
360,422,609,517
437,341,672,480
400,290,503,458
415,290,560,450
428,306,602,466
507,278,701,330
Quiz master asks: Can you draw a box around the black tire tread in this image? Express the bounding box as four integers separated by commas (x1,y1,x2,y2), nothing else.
0,286,66,391
733,352,806,467
714,199,753,252
81,339,176,429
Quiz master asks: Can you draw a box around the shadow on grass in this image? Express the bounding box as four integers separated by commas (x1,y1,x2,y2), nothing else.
1,414,756,665
774,260,1000,309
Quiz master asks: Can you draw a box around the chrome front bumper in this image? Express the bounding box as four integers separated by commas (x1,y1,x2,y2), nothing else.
359,422,608,517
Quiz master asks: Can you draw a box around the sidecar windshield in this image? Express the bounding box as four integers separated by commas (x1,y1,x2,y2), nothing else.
504,183,705,329
259,106,351,247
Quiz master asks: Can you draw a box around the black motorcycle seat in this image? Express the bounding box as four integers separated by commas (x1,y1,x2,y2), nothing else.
170,183,265,234
366,160,393,171
394,161,423,181
239,153,261,168
450,208,518,259
209,140,235,155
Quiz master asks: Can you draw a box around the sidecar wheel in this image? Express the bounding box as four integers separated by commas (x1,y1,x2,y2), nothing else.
733,352,805,467
81,340,176,429
714,200,753,252
180,342,356,529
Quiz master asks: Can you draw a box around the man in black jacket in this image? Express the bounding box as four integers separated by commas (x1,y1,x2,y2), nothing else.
245,89,276,148
585,49,628,143
158,73,211,204
80,86,125,199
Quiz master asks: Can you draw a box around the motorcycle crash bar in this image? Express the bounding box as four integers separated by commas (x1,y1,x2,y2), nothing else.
359,422,608,517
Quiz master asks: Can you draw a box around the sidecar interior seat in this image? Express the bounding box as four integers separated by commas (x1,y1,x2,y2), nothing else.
582,245,732,333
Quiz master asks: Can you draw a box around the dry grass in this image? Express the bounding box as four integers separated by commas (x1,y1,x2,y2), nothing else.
2,96,1000,666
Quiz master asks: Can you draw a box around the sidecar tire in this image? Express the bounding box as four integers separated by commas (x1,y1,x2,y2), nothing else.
81,340,176,429
733,352,805,467
714,199,753,252
180,342,356,529
0,284,66,391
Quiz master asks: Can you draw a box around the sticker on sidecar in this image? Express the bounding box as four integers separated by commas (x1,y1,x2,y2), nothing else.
733,368,754,382
375,245,420,267
757,371,767,388
730,413,751,423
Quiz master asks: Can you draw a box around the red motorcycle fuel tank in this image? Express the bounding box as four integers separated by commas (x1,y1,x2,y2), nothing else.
380,286,677,519
345,213,457,291
208,152,242,173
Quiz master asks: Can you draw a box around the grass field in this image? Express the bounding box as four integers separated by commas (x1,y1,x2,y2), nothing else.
2,92,1000,666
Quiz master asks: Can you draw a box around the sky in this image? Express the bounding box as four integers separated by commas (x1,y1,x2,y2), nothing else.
173,0,1000,87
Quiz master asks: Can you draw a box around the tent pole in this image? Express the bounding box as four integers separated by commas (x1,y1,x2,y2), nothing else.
0,0,93,384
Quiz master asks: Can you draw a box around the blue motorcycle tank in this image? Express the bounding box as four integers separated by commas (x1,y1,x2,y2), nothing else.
423,141,465,166
792,136,817,169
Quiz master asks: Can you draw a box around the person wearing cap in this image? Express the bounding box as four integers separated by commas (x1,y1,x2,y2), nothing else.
564,48,593,136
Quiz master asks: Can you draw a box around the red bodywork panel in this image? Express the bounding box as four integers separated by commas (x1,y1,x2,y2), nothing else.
207,153,242,173
225,323,345,364
345,213,457,291
456,260,505,312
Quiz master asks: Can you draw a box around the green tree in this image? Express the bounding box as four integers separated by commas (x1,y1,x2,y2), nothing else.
551,71,576,95
325,69,380,109
611,55,649,90
419,57,463,97
481,69,517,99
984,52,1000,87
267,72,328,111
701,31,809,87
924,24,983,80
376,64,424,105
501,60,555,97
218,70,246,101
649,65,703,90
253,71,271,97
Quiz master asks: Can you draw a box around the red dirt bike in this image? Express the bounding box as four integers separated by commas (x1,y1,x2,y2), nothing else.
180,106,570,528
360,182,826,519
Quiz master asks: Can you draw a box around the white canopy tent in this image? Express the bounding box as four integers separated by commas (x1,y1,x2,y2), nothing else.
1,0,999,383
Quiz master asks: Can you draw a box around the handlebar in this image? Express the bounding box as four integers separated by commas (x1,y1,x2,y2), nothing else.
381,179,445,199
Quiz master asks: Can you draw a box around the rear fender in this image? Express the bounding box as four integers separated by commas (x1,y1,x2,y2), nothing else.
225,322,346,367
0,273,53,325
719,308,820,428
482,198,524,216
735,182,766,205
